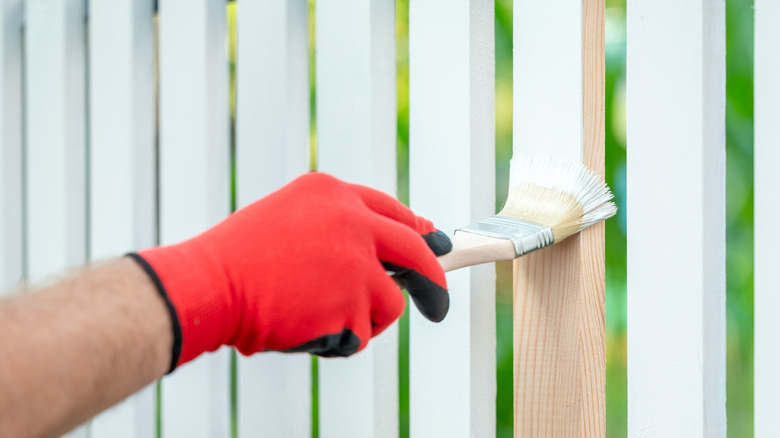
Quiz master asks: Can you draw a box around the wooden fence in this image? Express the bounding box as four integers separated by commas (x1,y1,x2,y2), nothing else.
0,0,773,437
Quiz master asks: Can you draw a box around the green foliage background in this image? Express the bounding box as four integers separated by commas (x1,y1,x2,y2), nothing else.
226,0,755,436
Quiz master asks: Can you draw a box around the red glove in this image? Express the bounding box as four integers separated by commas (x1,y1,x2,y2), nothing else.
129,172,452,372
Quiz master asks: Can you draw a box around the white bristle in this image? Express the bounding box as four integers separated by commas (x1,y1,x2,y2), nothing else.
500,154,617,240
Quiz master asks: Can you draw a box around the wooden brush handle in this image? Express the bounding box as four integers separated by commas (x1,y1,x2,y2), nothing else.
437,231,517,272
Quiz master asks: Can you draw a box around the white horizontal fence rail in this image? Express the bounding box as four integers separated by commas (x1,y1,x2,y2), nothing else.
0,0,22,296
315,1,399,437
87,1,157,437
754,0,780,435
157,0,231,436
409,0,496,437
627,0,726,436
235,0,311,436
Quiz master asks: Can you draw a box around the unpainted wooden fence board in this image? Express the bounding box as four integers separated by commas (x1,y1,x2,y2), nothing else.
626,0,726,435
511,0,606,436
24,0,88,436
87,1,157,436
235,0,311,436
0,0,22,296
158,0,231,436
408,0,496,436
315,1,398,436
754,0,780,435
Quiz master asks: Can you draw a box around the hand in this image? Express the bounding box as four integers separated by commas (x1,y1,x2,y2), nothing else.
130,172,452,371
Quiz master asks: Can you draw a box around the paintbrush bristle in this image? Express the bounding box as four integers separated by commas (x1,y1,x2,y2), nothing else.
497,155,617,242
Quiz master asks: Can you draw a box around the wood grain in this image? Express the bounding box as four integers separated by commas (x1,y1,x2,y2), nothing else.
513,0,605,436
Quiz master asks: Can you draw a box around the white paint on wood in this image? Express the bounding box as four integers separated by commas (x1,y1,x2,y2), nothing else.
514,0,583,159
315,1,398,437
89,386,156,438
24,0,87,281
236,0,310,201
754,0,780,435
626,0,726,435
0,0,22,295
234,0,311,436
24,1,88,436
158,0,230,436
87,1,156,436
237,354,310,436
408,0,496,436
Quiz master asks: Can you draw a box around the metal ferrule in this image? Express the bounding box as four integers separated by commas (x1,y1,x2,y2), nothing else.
457,216,554,258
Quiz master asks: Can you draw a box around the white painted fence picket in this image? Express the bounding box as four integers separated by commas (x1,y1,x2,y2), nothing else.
754,0,780,435
627,0,726,436
235,0,311,436
315,1,399,436
157,0,231,436
88,0,157,436
0,0,21,297
408,0,496,436
24,1,88,437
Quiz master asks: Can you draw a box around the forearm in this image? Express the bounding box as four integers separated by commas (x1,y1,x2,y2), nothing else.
0,258,172,438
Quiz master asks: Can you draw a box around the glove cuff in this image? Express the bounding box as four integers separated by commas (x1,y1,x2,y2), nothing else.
126,253,182,374
128,239,237,371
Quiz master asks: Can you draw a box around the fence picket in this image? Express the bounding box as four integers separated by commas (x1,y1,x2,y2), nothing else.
235,0,311,436
315,1,398,436
627,0,726,435
0,0,22,295
87,1,156,437
511,0,606,434
408,0,496,436
754,0,780,435
158,0,231,436
24,0,88,436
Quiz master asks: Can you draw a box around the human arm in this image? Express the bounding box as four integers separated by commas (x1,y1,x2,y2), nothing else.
0,172,451,437
0,258,172,438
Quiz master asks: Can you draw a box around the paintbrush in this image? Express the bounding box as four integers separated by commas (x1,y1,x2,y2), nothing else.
437,155,617,272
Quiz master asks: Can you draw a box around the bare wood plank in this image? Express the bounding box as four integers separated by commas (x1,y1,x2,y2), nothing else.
626,0,726,435
408,0,496,436
235,0,311,436
579,1,606,436
87,0,157,436
0,0,23,295
754,0,780,434
315,1,399,437
24,0,89,436
157,0,231,435
512,0,605,436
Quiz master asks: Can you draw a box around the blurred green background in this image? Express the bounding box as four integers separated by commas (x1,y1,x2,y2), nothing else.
227,0,755,436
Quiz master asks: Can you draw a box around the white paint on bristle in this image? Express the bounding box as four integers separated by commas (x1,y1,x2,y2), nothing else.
500,155,617,241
